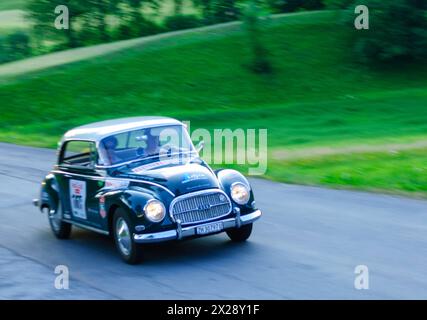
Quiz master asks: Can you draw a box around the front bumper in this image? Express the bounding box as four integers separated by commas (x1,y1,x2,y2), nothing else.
133,209,262,243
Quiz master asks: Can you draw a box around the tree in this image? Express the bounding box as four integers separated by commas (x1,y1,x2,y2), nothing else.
27,0,88,48
193,0,240,24
116,0,161,38
0,32,32,63
267,0,325,13
27,0,161,48
242,0,272,74
350,0,427,63
323,0,353,9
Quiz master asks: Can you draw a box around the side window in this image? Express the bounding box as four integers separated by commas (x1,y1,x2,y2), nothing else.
112,132,128,150
61,141,97,167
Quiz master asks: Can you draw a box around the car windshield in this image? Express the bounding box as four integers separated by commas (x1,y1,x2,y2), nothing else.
98,125,196,166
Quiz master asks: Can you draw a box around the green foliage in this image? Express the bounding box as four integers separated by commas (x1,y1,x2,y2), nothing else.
0,31,31,63
241,0,272,73
26,0,161,48
116,17,163,39
350,0,427,63
193,0,240,24
164,14,203,30
267,0,325,13
323,0,353,9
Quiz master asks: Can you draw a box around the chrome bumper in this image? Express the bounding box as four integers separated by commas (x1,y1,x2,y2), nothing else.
133,209,262,243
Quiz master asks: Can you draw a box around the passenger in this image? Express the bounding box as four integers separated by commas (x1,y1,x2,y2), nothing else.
144,129,161,157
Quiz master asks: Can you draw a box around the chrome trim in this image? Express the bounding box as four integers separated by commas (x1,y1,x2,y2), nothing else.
63,219,109,235
234,207,241,228
169,189,232,225
51,170,175,196
115,217,131,255
176,219,182,240
134,209,262,243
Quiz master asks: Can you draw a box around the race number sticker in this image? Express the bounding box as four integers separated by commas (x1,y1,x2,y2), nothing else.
69,179,87,219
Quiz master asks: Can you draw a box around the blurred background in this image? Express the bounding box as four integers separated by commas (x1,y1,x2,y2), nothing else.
0,0,426,197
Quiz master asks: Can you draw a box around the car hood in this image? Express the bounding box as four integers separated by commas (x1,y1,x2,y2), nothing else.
115,158,220,196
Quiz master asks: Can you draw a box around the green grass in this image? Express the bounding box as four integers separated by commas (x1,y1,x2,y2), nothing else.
267,148,427,198
0,11,426,196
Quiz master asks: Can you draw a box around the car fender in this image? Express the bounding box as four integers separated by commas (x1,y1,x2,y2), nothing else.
215,169,256,213
38,173,60,212
99,187,174,232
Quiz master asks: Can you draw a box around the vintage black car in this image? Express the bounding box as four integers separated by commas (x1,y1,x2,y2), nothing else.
34,117,262,263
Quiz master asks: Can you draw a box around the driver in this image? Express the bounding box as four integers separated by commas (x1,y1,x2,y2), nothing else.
101,136,121,165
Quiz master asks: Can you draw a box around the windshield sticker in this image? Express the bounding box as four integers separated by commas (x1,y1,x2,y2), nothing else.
104,179,129,190
132,159,178,174
70,180,87,220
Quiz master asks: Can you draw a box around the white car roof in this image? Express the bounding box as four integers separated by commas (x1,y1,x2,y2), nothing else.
62,116,183,143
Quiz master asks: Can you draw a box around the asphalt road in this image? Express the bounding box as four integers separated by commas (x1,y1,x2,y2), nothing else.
0,142,427,299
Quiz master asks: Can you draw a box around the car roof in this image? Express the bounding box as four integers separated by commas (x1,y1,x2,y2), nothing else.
62,116,183,143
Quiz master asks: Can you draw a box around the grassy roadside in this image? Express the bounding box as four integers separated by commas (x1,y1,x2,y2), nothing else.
0,11,426,197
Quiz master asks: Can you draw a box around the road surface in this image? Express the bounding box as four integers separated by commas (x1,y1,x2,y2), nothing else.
0,142,426,299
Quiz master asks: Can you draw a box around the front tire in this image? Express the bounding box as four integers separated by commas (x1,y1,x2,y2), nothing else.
226,223,253,242
48,200,72,239
113,208,143,264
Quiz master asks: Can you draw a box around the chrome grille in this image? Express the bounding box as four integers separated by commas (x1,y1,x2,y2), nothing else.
170,190,232,225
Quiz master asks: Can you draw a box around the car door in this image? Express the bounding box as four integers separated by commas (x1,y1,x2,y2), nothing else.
56,140,104,229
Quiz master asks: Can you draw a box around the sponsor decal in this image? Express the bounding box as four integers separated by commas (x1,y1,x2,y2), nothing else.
104,179,129,190
132,159,177,174
69,180,87,219
99,196,107,219
182,173,207,184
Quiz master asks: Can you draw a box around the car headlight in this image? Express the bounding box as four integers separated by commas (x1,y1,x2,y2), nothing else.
144,199,166,223
230,182,250,205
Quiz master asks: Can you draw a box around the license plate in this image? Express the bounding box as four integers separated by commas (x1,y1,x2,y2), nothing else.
196,222,223,235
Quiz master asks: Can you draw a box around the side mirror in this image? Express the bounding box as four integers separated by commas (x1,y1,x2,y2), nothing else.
196,140,205,153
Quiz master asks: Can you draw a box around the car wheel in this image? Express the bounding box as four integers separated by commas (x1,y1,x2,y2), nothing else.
113,208,143,264
226,223,253,242
48,200,72,239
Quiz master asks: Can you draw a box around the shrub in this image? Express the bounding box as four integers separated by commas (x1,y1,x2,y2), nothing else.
323,0,353,9
350,0,427,63
267,0,325,13
164,14,203,31
0,32,32,64
242,1,273,74
115,17,163,40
